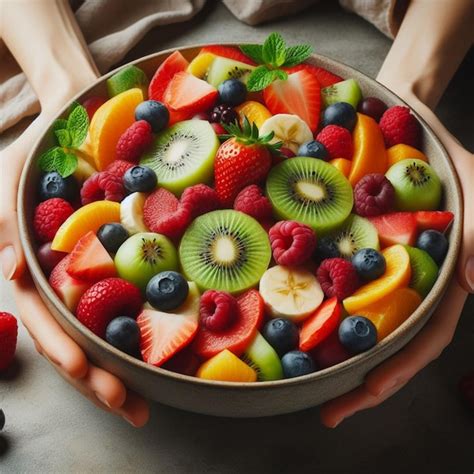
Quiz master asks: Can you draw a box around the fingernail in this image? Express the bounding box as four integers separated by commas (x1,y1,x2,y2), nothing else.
95,393,111,408
123,415,138,427
377,377,403,397
466,256,474,292
0,246,16,280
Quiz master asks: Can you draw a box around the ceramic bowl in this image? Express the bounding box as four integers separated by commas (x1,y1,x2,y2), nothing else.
18,45,462,417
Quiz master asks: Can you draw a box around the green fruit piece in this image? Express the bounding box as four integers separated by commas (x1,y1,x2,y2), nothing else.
179,210,271,294
328,214,379,259
140,120,219,196
385,159,442,211
266,157,353,234
243,332,283,381
322,78,362,109
404,245,438,298
115,232,178,291
143,281,200,316
107,65,149,98
206,57,255,87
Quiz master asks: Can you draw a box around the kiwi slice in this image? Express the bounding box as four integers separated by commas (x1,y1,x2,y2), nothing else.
106,65,149,98
404,245,438,298
206,57,255,87
266,157,353,234
115,232,178,291
140,120,219,196
179,210,271,294
328,214,379,259
242,332,283,381
322,78,362,109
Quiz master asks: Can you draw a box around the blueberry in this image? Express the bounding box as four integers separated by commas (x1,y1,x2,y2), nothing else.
38,172,79,203
218,79,247,106
298,140,329,160
262,318,299,357
105,316,140,356
314,236,340,263
97,223,129,254
123,166,157,193
0,409,5,431
322,102,357,131
352,248,386,281
338,316,377,354
281,351,315,378
146,271,189,311
135,100,169,132
416,230,448,265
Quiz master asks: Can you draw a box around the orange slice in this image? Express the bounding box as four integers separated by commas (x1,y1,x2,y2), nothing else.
235,100,272,128
196,349,257,382
343,244,411,314
329,158,352,177
387,144,428,167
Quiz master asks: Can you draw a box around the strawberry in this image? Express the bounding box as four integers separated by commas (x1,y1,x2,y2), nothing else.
263,70,321,132
137,308,198,367
0,312,18,372
414,211,454,233
200,45,256,65
67,231,117,282
284,63,342,88
368,212,418,247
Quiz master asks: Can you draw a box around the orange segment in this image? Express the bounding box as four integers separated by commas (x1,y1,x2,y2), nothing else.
186,52,215,78
343,244,411,314
329,158,352,177
51,201,121,252
89,88,144,170
196,349,257,382
356,288,422,341
387,144,428,167
235,100,272,128
348,113,387,185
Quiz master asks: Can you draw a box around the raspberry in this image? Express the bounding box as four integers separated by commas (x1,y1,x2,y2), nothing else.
181,184,221,219
234,185,273,222
316,125,353,160
116,120,153,162
0,312,18,372
379,106,421,148
81,172,125,205
316,258,359,300
76,278,142,337
34,198,74,242
354,173,395,217
105,160,134,178
459,371,474,411
199,290,238,332
269,220,316,266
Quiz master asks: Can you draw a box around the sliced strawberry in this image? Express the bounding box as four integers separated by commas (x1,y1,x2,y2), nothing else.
368,212,418,247
200,45,256,66
263,70,321,132
414,211,454,233
310,329,351,369
67,231,117,281
284,63,343,88
193,289,264,359
299,297,341,351
137,309,198,367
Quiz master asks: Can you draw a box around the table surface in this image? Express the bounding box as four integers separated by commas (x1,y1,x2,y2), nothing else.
1,3,473,473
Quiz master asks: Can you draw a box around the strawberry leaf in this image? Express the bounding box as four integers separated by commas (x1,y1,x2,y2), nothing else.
262,32,286,67
239,44,265,64
282,44,313,67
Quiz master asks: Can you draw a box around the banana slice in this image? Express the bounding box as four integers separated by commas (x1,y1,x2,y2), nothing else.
120,192,149,235
73,156,97,183
259,114,313,153
259,265,323,321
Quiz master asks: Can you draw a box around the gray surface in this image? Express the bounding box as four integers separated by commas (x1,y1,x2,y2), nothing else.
1,2,473,472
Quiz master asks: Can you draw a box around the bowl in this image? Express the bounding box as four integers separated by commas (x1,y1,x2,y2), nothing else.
18,45,462,417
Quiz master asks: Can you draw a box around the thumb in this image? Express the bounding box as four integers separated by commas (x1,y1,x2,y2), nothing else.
0,209,26,280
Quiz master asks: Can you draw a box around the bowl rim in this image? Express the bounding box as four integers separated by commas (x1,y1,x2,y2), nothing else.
18,43,463,390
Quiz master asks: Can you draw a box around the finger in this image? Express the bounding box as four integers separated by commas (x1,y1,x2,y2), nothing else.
0,210,26,281
81,365,127,410
117,391,150,428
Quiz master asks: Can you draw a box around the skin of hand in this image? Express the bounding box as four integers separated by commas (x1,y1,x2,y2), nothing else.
320,0,474,428
0,0,149,427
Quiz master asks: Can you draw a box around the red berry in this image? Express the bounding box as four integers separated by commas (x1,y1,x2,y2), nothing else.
280,147,296,158
82,96,106,120
105,160,134,178
379,106,421,148
310,329,350,369
316,125,353,160
233,185,273,222
116,120,153,163
316,258,360,300
76,278,142,338
80,172,125,205
34,198,74,242
180,184,221,219
211,122,226,135
354,173,395,217
199,290,238,332
358,97,388,122
459,371,474,411
37,242,68,275
269,220,316,266
0,312,18,372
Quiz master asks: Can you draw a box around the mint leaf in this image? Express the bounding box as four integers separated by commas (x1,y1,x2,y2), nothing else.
239,44,265,64
282,44,313,67
69,100,81,114
67,104,89,148
56,152,78,178
55,129,72,148
262,33,286,67
247,66,288,92
53,119,68,133
38,147,61,172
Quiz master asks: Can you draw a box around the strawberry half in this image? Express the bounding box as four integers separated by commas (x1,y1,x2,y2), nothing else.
368,212,418,246
200,45,256,65
284,63,343,88
414,211,454,233
263,70,321,132
0,312,18,372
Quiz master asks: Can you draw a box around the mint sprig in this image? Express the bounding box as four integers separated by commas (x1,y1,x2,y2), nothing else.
38,147,78,178
240,33,313,91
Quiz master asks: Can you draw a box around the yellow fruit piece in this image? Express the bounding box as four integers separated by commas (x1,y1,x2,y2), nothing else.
51,201,121,252
356,287,422,341
90,88,144,171
74,132,96,167
73,156,97,183
348,113,387,185
236,101,272,128
387,144,428,167
196,349,257,382
187,52,216,78
329,158,352,177
343,245,411,314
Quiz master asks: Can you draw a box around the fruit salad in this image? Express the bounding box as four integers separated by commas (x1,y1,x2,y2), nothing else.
32,33,454,383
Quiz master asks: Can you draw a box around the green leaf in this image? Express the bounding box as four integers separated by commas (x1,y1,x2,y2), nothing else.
56,152,78,178
262,32,286,67
282,44,313,67
247,66,287,92
67,104,89,148
68,100,81,114
239,44,265,64
52,119,68,133
54,129,72,148
38,147,61,172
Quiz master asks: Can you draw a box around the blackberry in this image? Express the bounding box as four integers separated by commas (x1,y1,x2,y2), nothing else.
210,104,237,124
